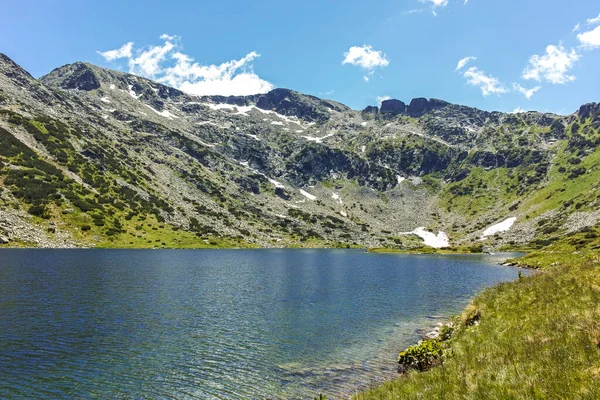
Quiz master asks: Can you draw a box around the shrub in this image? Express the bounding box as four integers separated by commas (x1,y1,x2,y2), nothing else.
398,339,445,372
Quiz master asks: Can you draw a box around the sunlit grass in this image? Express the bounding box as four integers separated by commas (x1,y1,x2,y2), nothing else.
354,249,600,399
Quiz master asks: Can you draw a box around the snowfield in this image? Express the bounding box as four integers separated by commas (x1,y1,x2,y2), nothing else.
481,217,517,239
400,227,450,248
299,189,317,200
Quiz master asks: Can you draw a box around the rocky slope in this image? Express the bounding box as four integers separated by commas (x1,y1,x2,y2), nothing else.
0,52,599,249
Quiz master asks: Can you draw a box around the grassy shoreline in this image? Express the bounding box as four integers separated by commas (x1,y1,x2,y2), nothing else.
353,246,600,399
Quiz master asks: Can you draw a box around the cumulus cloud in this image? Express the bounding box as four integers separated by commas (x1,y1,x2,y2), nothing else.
97,42,134,61
513,83,541,99
129,40,175,77
522,44,580,84
455,56,476,71
462,66,508,96
342,45,389,70
512,107,525,114
577,25,600,49
376,95,391,105
97,35,273,96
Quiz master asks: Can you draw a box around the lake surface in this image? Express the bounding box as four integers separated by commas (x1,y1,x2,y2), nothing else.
0,249,526,399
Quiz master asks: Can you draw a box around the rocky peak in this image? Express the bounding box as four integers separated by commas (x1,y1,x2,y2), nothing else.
380,99,407,115
361,105,379,115
407,97,430,116
254,88,343,122
0,53,37,87
41,62,101,91
578,102,600,120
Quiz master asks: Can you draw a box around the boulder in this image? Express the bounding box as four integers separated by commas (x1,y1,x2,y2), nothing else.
0,235,9,244
275,187,292,200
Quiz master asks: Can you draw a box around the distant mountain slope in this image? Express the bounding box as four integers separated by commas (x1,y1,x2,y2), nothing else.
0,52,599,249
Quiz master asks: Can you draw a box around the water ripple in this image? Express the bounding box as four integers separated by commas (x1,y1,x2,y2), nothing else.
0,249,527,399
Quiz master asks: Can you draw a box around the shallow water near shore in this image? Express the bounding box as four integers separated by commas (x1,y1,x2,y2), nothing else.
0,249,527,399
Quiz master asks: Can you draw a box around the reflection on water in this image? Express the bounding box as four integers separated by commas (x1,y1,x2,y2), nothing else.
0,249,526,399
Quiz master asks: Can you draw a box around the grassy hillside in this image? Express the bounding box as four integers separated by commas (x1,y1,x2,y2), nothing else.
355,234,600,399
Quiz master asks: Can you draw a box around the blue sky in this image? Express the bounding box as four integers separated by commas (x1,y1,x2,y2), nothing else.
1,0,599,114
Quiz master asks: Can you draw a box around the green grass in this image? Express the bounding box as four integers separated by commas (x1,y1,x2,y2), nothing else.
521,144,600,219
354,246,600,399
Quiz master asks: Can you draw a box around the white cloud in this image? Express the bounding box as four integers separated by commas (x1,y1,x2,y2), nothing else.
587,13,600,25
464,0,469,4
159,34,177,41
455,56,476,71
420,0,448,7
97,35,273,96
513,83,541,99
404,8,425,14
129,40,175,77
572,23,581,32
522,44,580,84
512,107,525,114
462,66,508,96
342,45,389,70
363,76,370,82
577,25,600,49
97,42,134,61
376,95,391,105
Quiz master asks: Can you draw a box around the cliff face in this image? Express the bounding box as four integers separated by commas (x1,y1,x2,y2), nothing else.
0,53,599,249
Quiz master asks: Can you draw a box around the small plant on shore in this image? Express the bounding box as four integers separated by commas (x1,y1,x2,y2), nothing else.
397,339,445,372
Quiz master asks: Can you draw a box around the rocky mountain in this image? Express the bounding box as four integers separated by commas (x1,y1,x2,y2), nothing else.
0,52,599,250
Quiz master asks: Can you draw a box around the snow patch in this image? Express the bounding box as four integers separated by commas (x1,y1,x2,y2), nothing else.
127,85,141,99
271,121,285,126
340,210,348,217
400,227,450,248
301,132,336,143
201,103,312,127
268,178,285,188
109,84,116,90
100,96,111,104
331,192,343,204
397,176,406,184
361,122,368,126
481,217,517,239
238,161,285,188
197,121,226,129
145,105,177,119
299,189,317,201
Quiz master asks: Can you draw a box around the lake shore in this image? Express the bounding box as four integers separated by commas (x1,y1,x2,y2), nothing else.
353,247,600,399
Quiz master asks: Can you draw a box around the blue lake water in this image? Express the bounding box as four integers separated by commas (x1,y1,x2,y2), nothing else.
0,249,527,399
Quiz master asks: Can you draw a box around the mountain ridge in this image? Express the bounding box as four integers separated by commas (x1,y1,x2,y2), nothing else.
1,52,599,250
